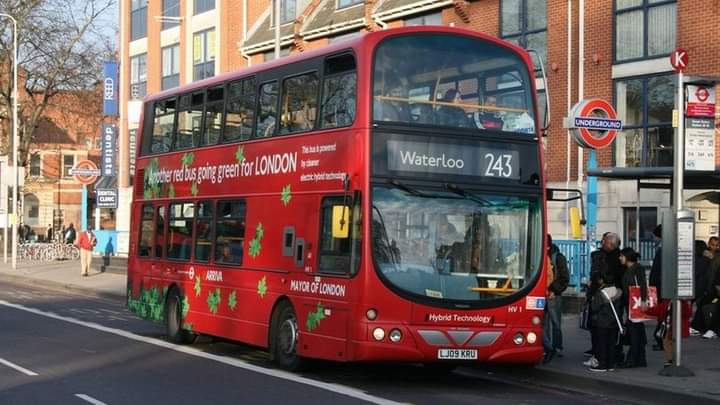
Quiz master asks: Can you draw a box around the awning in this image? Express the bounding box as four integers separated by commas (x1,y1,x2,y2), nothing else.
587,166,720,189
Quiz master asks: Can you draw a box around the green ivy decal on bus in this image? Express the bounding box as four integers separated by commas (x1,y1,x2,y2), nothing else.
182,323,193,332
207,288,221,314
191,180,199,197
257,276,267,298
168,183,176,198
182,295,190,319
235,146,245,163
306,303,326,331
127,283,165,323
181,152,195,167
143,158,161,199
280,185,292,206
249,223,264,258
228,290,238,311
194,276,202,297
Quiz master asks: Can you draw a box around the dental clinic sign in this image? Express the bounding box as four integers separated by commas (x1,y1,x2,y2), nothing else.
565,99,623,149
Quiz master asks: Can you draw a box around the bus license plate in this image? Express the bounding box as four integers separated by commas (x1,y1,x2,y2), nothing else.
437,349,478,360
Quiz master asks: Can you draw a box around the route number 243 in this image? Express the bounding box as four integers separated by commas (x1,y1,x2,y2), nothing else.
484,153,513,178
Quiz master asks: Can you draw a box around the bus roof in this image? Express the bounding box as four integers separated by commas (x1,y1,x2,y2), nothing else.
143,26,533,104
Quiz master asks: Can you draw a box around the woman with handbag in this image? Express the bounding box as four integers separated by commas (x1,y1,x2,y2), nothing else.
619,248,648,368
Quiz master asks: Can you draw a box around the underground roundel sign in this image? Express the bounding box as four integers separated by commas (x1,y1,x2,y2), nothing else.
70,159,100,185
567,99,623,149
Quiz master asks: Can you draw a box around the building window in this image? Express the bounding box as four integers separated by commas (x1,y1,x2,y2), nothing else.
162,45,180,90
615,0,676,62
63,155,75,177
500,0,547,70
279,0,296,25
262,48,290,62
194,0,215,15
162,0,180,30
614,74,675,168
131,0,148,41
405,12,442,26
30,153,41,177
623,207,657,261
337,0,363,9
24,194,40,226
130,53,147,99
193,29,215,81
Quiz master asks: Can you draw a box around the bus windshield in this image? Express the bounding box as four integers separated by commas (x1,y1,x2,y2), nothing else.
373,34,536,134
371,186,542,303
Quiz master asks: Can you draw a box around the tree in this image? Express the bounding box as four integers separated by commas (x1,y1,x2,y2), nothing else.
0,0,115,167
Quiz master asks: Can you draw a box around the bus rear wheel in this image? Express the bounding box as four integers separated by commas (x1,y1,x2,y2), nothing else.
270,302,305,371
166,287,197,344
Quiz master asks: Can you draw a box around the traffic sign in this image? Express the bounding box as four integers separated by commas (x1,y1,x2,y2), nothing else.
670,48,688,72
566,99,622,149
71,159,100,185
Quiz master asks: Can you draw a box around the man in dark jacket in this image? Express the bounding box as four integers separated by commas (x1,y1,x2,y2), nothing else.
589,272,624,372
543,234,569,363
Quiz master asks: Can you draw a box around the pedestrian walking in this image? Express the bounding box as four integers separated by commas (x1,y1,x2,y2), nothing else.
46,224,54,243
618,247,647,368
649,225,665,351
76,228,96,277
543,234,569,364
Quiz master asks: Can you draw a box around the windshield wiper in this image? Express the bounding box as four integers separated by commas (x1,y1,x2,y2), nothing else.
387,180,435,198
443,183,492,206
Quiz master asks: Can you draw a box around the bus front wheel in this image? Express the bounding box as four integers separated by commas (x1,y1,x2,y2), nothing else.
166,287,197,344
270,301,304,371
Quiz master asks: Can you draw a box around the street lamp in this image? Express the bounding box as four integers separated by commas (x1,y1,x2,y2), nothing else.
0,13,18,269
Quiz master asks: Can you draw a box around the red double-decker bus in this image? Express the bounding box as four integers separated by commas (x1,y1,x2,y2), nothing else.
128,26,549,370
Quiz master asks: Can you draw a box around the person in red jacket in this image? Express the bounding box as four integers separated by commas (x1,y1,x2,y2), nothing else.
76,228,96,277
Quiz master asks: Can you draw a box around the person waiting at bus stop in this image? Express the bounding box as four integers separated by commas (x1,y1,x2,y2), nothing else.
76,227,96,277
543,234,569,364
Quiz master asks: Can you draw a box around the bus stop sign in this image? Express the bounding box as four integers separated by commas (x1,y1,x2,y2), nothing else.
670,48,688,72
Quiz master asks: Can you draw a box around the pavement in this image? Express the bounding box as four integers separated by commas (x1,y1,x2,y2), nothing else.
0,258,718,404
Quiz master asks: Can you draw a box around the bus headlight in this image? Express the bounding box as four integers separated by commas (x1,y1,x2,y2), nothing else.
366,309,378,320
531,316,541,325
527,332,537,344
513,333,525,345
389,329,402,343
372,328,385,341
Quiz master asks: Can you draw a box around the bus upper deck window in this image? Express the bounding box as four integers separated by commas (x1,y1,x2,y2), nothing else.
151,98,176,154
320,54,356,129
224,77,256,143
175,92,203,150
280,72,319,134
201,86,224,146
256,81,278,138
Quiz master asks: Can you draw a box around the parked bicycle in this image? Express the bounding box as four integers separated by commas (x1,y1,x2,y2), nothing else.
18,243,80,261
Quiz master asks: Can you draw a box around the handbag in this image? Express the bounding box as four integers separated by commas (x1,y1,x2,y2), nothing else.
579,300,591,330
628,275,658,322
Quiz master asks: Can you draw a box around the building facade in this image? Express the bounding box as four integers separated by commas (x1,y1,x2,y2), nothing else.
22,89,104,240
118,0,720,253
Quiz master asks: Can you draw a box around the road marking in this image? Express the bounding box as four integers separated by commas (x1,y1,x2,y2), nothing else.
75,394,108,405
0,357,39,376
0,300,401,405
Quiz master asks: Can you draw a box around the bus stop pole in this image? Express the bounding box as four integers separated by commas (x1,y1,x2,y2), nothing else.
661,69,693,377
672,70,683,369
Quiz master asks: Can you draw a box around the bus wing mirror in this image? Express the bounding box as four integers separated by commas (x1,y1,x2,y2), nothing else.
332,206,350,239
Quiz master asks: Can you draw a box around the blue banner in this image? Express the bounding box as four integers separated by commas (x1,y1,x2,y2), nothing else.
101,124,117,177
103,61,118,116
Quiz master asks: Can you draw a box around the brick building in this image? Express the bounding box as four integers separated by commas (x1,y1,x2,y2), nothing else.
118,0,719,252
21,88,104,239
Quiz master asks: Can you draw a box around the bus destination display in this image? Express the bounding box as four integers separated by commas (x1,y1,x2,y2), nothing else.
387,140,520,179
